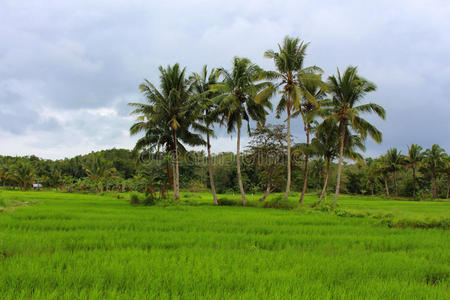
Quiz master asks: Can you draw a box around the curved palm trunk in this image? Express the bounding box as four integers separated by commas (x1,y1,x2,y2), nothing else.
318,157,331,205
334,125,346,206
412,166,417,198
206,131,218,205
300,124,311,203
236,125,246,205
173,130,180,200
284,108,292,201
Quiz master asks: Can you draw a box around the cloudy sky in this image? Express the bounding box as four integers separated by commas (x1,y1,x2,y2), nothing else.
1,0,449,159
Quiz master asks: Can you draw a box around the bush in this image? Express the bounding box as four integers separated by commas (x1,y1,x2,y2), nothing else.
142,195,156,206
217,198,239,206
129,193,140,205
263,196,295,210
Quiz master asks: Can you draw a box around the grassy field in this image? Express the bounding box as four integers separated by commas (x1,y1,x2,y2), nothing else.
0,190,449,299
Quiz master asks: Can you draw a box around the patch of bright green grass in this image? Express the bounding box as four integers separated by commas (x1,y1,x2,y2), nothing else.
0,190,449,299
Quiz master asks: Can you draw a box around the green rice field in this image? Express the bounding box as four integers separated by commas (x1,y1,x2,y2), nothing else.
0,190,449,299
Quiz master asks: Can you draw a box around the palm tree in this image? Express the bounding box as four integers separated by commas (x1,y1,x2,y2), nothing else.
129,64,208,200
405,144,423,198
295,73,328,203
312,119,364,204
212,57,273,205
190,65,221,205
423,144,447,198
83,154,117,193
374,155,392,197
12,161,34,190
324,66,385,205
385,148,404,197
264,36,321,200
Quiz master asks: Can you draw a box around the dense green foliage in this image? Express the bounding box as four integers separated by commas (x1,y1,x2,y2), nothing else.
0,190,449,299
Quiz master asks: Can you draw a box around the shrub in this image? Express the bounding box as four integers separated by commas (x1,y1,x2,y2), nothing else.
263,196,295,210
129,193,140,205
217,198,239,206
142,195,156,206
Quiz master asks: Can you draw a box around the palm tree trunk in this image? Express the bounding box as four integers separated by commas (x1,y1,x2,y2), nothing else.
236,124,246,205
166,160,173,189
284,107,291,200
384,176,390,196
431,173,436,199
394,171,398,197
412,166,417,198
318,157,331,205
173,130,180,200
300,124,310,203
446,175,449,199
334,124,345,206
207,131,218,205
260,177,271,201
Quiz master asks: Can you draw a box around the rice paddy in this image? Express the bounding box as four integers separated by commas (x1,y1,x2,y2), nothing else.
0,190,449,299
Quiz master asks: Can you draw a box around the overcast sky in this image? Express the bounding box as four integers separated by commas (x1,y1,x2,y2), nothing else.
0,0,449,159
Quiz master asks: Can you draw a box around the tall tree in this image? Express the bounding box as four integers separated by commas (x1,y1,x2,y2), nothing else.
12,161,34,190
385,148,404,197
405,144,423,198
324,66,385,205
212,57,273,205
264,36,321,200
190,65,221,205
83,154,117,193
312,119,364,204
423,144,447,198
129,64,208,200
247,124,286,201
295,73,328,203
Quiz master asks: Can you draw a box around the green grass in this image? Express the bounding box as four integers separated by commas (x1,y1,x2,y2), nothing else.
0,190,449,299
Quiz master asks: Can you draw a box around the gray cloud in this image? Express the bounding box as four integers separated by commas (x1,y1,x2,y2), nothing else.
0,0,449,159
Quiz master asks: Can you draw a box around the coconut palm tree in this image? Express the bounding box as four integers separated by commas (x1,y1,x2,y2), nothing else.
295,73,328,203
12,161,34,190
312,119,364,204
423,144,447,198
83,154,117,193
405,144,423,198
385,148,404,197
324,66,385,205
374,155,392,197
129,64,208,200
212,57,273,205
190,65,221,205
264,36,321,200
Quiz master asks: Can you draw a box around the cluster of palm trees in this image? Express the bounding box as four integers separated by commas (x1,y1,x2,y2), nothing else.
130,36,386,205
373,144,448,198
